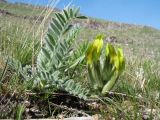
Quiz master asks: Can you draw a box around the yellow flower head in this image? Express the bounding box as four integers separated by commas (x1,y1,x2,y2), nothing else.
117,48,125,73
106,44,125,73
86,35,104,65
106,43,117,64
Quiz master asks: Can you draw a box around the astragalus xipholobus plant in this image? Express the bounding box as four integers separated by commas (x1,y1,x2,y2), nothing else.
36,7,89,99
86,35,125,96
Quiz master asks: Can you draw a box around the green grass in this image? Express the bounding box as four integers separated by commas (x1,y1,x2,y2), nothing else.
0,1,160,119
0,2,51,16
0,15,40,64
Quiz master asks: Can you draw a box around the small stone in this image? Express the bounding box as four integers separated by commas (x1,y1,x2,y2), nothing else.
24,100,30,107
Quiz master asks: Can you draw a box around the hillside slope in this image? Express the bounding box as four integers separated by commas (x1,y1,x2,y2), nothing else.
0,1,160,60
0,0,7,3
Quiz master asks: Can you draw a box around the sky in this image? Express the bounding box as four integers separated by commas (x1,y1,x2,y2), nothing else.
8,0,160,29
